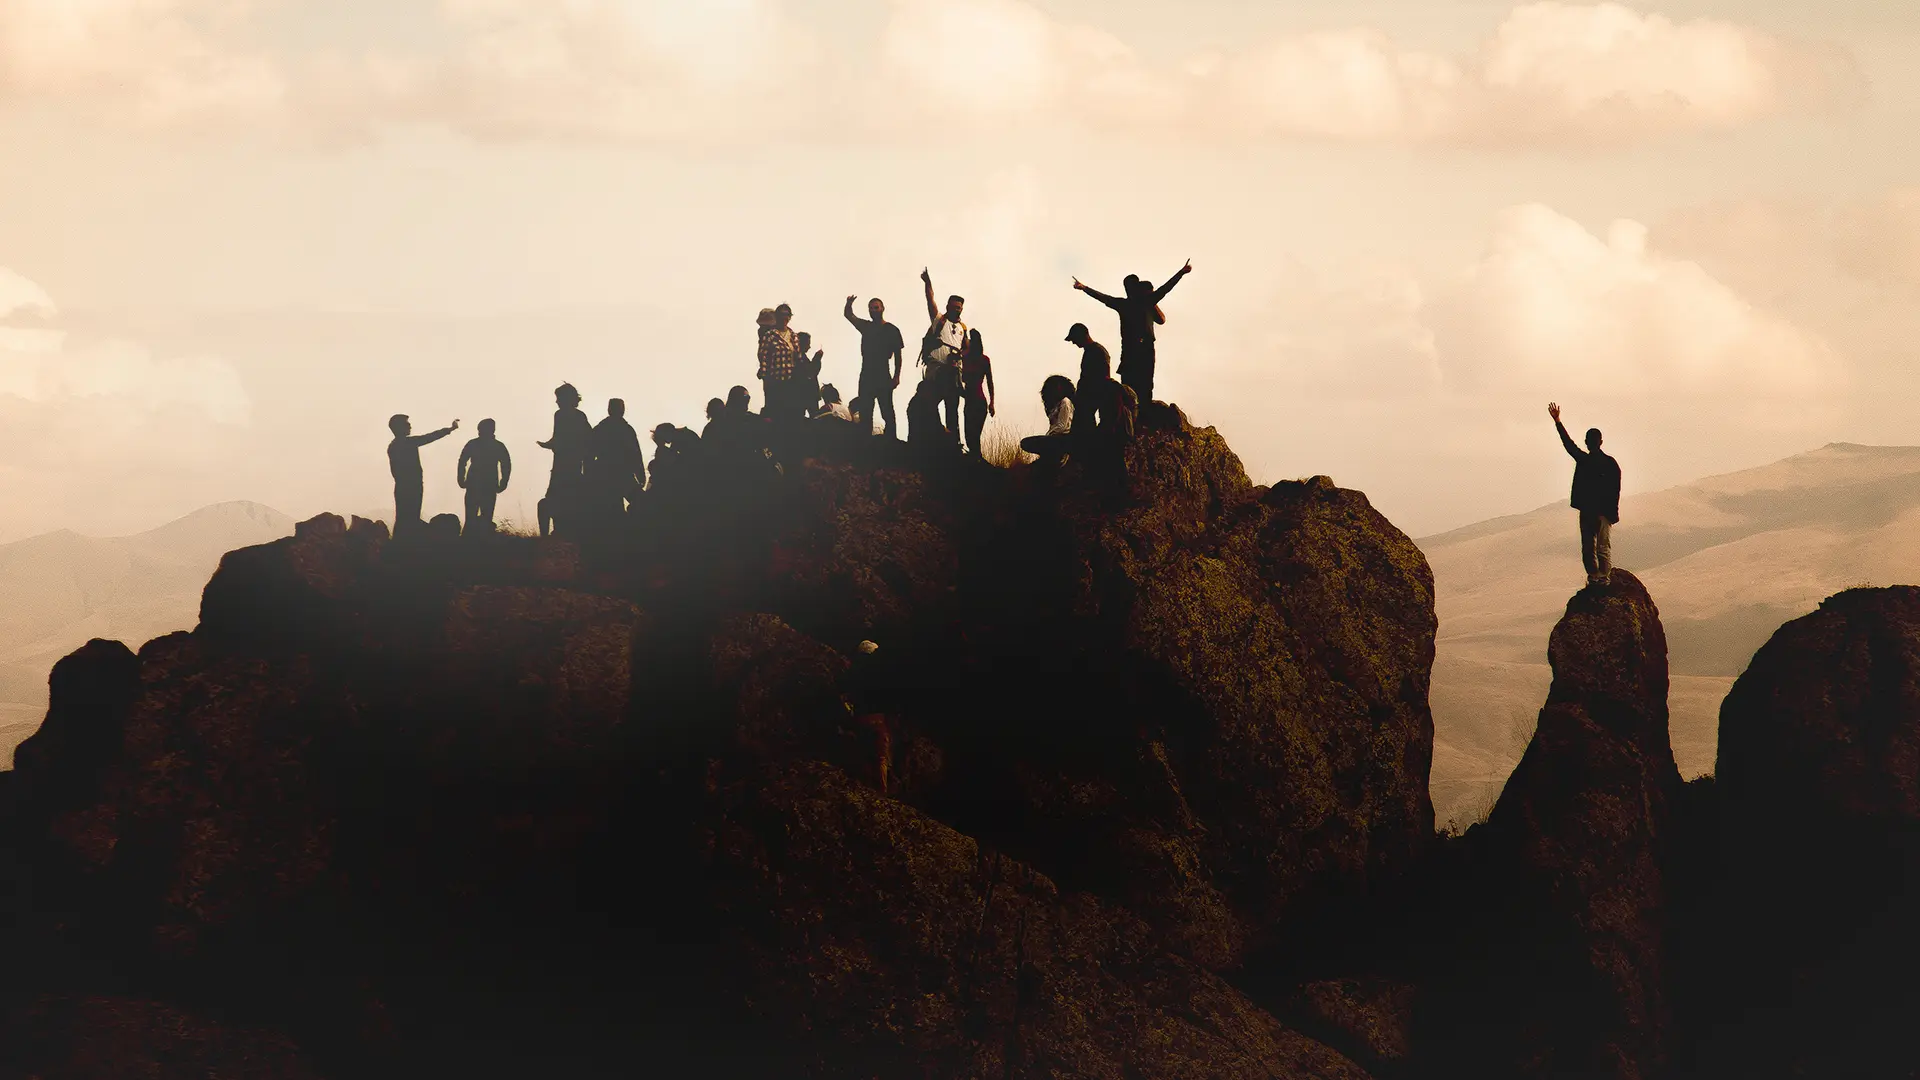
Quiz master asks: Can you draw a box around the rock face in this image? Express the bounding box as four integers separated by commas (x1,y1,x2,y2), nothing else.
1429,572,1678,1080
0,412,1433,1077
1717,586,1920,825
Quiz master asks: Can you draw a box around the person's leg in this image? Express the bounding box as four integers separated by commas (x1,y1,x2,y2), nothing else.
965,397,987,455
942,388,962,446
877,385,897,440
538,497,553,538
464,489,483,533
1594,516,1613,581
1133,348,1156,403
1579,510,1600,579
396,482,423,537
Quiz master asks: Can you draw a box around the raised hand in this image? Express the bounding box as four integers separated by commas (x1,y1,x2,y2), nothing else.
920,267,931,283
1073,277,1085,290
1182,259,1193,274
450,419,461,431
847,294,858,304
1548,402,1561,422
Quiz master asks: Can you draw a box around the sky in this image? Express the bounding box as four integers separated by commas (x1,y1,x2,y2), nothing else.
1,0,1919,541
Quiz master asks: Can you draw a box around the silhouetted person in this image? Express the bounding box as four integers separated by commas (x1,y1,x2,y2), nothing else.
1020,375,1077,464
456,418,512,534
919,268,967,447
906,379,946,452
537,383,591,538
794,331,824,418
1074,259,1192,402
705,397,725,428
815,383,853,422
758,304,802,421
1550,402,1621,586
1065,323,1121,438
388,413,459,538
589,398,643,526
961,329,996,457
845,295,905,438
649,422,700,493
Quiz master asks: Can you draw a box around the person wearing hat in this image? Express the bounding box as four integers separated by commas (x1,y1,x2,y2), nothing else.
536,382,591,538
757,304,802,420
456,418,511,534
387,413,459,538
1065,322,1120,439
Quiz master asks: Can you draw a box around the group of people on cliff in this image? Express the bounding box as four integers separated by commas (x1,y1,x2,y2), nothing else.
384,261,1197,538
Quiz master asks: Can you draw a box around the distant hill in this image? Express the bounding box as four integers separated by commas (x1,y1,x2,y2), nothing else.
1421,443,1920,827
0,502,293,766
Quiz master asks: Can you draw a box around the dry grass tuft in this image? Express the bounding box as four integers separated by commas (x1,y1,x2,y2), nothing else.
981,421,1031,470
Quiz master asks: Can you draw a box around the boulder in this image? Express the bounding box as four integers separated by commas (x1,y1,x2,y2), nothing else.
1717,586,1920,825
1442,571,1678,1080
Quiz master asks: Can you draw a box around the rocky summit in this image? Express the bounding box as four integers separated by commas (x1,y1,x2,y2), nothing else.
1,414,1917,1079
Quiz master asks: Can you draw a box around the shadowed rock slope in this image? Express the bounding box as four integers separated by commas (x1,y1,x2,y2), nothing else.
0,411,1433,1079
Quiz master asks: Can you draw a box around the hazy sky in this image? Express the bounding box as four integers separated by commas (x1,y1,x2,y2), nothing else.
2,0,1919,541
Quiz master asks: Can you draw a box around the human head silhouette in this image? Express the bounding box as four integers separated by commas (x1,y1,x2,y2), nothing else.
756,308,775,328
727,385,751,411
796,331,811,352
821,383,841,405
388,414,410,437
1124,274,1145,298
478,419,496,438
1041,375,1074,407
707,397,725,421
555,383,580,408
1586,428,1603,451
608,398,625,419
868,298,885,320
946,295,965,322
774,303,793,329
652,422,675,445
968,329,984,355
1064,323,1091,346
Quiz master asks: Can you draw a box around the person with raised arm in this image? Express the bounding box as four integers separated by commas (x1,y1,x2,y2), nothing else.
388,413,460,538
844,294,905,438
919,268,967,447
1073,259,1193,402
1549,402,1622,586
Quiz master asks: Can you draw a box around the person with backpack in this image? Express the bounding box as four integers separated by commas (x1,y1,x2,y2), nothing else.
919,267,967,447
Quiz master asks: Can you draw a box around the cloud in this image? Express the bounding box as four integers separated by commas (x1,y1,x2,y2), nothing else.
875,0,1861,146
0,0,1854,147
1430,205,1841,406
0,0,286,126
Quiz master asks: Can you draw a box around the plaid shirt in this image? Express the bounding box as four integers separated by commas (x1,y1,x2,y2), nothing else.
758,326,800,382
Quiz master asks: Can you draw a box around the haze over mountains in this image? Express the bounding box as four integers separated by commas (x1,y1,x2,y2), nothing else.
0,502,292,765
1423,442,1920,827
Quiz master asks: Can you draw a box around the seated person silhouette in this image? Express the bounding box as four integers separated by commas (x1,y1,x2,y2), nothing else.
457,419,512,534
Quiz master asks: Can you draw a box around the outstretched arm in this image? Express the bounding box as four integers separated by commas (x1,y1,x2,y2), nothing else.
1549,403,1583,460
411,421,458,447
1152,260,1193,303
922,268,939,324
844,296,866,330
1074,278,1122,309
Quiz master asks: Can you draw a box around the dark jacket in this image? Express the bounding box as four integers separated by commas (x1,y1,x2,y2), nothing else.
1558,423,1621,523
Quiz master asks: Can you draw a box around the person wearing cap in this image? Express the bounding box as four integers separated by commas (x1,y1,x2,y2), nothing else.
456,418,511,535
1065,323,1121,439
1073,259,1192,403
536,382,592,538
919,268,967,447
757,304,802,420
387,413,459,538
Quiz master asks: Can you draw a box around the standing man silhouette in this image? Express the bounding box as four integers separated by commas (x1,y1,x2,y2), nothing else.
920,268,967,447
388,414,459,538
1073,260,1192,403
845,295,905,438
456,418,512,534
589,398,644,527
1550,402,1621,586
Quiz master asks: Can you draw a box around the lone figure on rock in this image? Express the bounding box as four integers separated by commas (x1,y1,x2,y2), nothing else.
1550,402,1621,586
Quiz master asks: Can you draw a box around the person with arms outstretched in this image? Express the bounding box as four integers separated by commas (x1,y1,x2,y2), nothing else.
1073,260,1192,403
456,418,511,535
845,294,905,438
1549,402,1622,586
920,268,967,447
388,413,459,538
